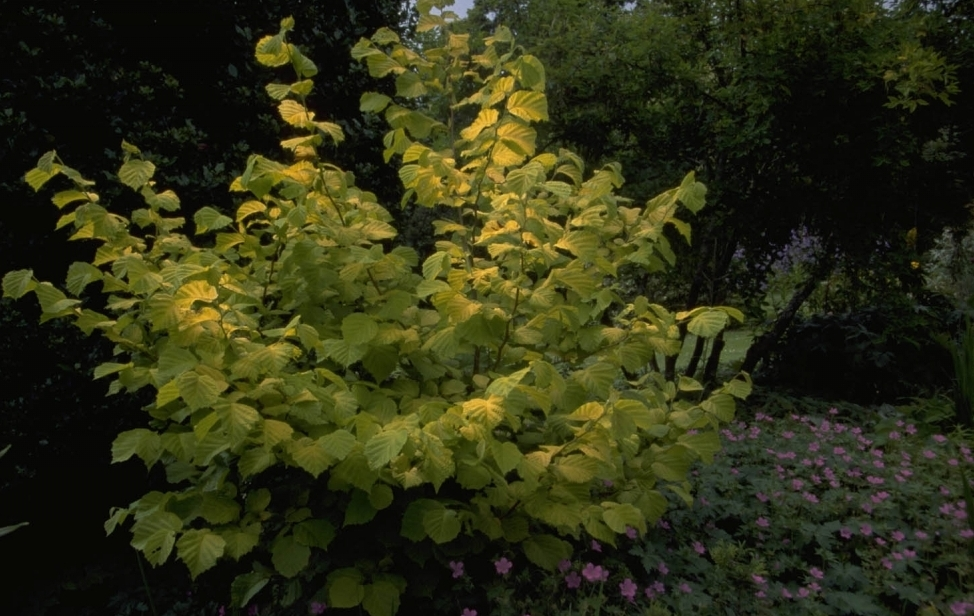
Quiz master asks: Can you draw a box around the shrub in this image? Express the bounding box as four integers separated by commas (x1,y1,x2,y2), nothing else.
3,6,747,615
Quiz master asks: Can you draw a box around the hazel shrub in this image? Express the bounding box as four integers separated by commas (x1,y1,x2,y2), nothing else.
444,404,974,616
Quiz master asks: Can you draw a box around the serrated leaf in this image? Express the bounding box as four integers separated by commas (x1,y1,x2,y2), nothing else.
602,502,646,534
131,510,182,566
294,519,335,550
231,572,270,608
328,569,366,608
686,309,729,337
423,507,461,544
25,166,59,191
222,524,261,560
174,280,218,307
490,440,523,475
362,580,401,616
176,370,228,410
194,206,233,234
255,34,289,67
321,429,356,461
65,262,103,296
279,100,314,127
176,529,226,579
52,190,92,209
342,313,378,345
364,429,409,470
236,200,266,222
112,429,161,465
290,438,334,478
678,431,722,464
118,160,156,190
506,90,548,122
94,361,133,380
157,345,198,381
239,448,278,477
3,270,35,299
552,454,600,483
523,534,572,570
360,92,392,113
272,534,310,578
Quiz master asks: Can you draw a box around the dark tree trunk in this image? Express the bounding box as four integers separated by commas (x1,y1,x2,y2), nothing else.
684,334,707,377
702,329,726,385
741,259,832,374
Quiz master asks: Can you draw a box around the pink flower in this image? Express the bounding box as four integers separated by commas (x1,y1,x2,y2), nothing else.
915,530,929,540
951,601,974,615
462,609,477,616
658,562,669,575
798,587,810,598
693,541,706,555
625,526,637,539
840,527,853,539
809,567,824,580
450,561,464,579
860,524,873,536
752,574,766,584
892,530,905,542
888,431,901,440
558,559,572,573
924,450,936,459
782,588,793,599
803,492,819,504
678,582,692,594
756,517,770,528
310,602,327,615
582,563,607,582
495,557,513,575
619,578,638,602
933,434,948,443
756,492,769,502
565,571,581,589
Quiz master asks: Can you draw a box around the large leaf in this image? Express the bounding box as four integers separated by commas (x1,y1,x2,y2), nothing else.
342,313,379,345
362,580,402,616
423,507,461,544
686,309,729,337
118,160,156,190
328,568,366,608
176,529,226,579
364,429,409,470
2,270,35,299
506,90,549,122
131,510,182,566
271,534,310,578
522,534,572,570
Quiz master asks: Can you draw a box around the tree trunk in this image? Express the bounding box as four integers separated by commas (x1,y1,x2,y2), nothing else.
684,335,707,378
702,329,726,386
741,261,831,375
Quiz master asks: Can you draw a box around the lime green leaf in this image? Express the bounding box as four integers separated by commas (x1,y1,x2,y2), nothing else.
219,402,260,447
255,34,289,67
265,83,291,100
288,44,318,77
490,440,523,475
236,200,266,222
602,502,646,534
510,54,546,91
321,429,356,461
555,230,600,260
651,445,692,482
679,431,722,464
368,484,394,510
552,455,600,483
94,361,133,380
572,362,618,397
3,269,35,299
52,190,92,209
25,166,59,191
194,206,233,234
176,529,226,579
506,90,548,122
176,370,228,410
112,429,161,465
289,438,334,478
701,393,736,422
342,313,378,345
395,71,427,98
157,345,198,381
174,280,218,308
367,53,403,78
65,262,103,296
279,100,314,127
360,92,392,113
677,172,707,213
222,524,261,560
485,367,530,397
423,507,461,544
272,534,310,578
328,568,366,608
362,580,401,616
523,534,572,570
344,489,378,526
686,309,728,337
118,160,156,190
131,510,182,566
364,429,409,470
263,419,294,448
239,448,278,477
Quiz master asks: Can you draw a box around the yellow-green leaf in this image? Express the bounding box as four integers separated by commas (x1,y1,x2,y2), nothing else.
506,90,548,122
176,529,226,579
118,160,156,190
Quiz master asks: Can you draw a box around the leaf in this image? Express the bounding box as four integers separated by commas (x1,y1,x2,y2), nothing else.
677,172,707,213
289,438,334,478
523,534,572,570
3,270,35,299
602,502,646,534
364,429,409,470
231,572,270,608
679,431,722,464
176,370,228,410
112,429,161,466
360,92,392,113
65,262,103,296
321,429,357,461
342,313,379,345
118,160,156,190
131,510,182,566
552,455,600,483
174,280,218,307
294,519,335,550
94,362,133,380
491,440,523,475
272,534,311,578
255,34,289,67
51,190,92,209
686,309,728,338
423,507,461,544
510,54,546,91
157,345,198,381
239,448,278,477
328,568,366,609
25,166,59,191
279,100,314,127
506,90,548,122
194,206,233,234
176,529,226,579
222,524,260,560
362,580,402,616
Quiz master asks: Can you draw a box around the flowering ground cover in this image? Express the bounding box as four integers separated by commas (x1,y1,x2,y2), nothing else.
441,404,974,616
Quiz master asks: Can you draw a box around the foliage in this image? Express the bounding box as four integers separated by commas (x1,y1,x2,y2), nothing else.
435,403,974,616
3,6,747,615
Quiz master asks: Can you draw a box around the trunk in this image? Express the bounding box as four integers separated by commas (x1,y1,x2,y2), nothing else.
702,329,726,386
741,261,831,374
684,335,707,378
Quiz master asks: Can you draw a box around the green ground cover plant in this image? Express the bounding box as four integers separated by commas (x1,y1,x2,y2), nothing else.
2,4,748,615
